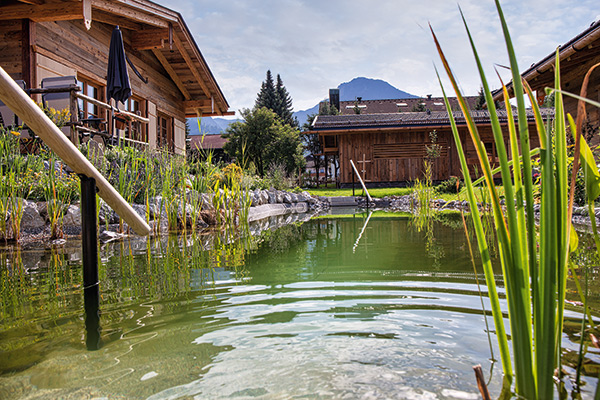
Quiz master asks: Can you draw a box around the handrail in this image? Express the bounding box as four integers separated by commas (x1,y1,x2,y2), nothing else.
350,159,372,202
0,66,151,236
76,92,150,124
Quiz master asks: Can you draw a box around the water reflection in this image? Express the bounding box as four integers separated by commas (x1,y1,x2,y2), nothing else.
0,213,597,399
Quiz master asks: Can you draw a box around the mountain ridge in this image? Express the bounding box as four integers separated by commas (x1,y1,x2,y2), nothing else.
189,77,417,135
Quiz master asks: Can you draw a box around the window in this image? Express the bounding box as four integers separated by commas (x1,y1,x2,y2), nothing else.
77,78,103,120
157,113,173,153
122,96,147,143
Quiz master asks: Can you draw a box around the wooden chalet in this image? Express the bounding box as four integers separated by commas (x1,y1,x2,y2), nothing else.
0,0,232,154
310,110,548,187
495,20,600,129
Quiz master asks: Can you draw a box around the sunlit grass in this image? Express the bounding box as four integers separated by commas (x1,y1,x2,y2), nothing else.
306,187,412,198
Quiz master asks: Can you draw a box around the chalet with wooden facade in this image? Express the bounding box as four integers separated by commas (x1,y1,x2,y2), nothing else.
310,110,548,187
495,19,600,129
0,0,232,154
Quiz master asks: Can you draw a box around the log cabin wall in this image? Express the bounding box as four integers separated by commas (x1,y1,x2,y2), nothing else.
0,20,25,82
32,20,187,152
333,123,538,186
0,17,228,156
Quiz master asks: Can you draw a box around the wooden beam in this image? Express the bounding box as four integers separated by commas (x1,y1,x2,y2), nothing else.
91,9,143,31
183,99,212,109
91,0,169,28
21,19,36,90
151,48,191,100
131,28,169,50
83,0,91,30
0,1,85,22
17,0,44,5
185,110,235,118
172,33,212,100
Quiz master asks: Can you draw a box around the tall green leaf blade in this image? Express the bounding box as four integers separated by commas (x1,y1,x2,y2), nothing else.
436,67,513,382
462,6,534,396
568,114,600,202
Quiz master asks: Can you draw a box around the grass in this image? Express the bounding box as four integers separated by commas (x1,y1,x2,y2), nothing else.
306,184,510,204
306,187,412,198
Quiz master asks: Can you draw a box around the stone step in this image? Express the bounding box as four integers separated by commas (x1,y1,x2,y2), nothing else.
328,196,358,207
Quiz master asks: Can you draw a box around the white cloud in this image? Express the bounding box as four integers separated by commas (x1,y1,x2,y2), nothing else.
160,0,599,115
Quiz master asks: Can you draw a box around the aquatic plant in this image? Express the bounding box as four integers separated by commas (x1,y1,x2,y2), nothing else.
431,1,592,397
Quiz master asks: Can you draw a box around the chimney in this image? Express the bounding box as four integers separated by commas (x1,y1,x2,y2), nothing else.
329,88,340,112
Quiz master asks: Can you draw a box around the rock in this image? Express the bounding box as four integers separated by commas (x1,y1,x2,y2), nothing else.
201,193,215,211
268,190,277,204
20,200,45,230
99,230,125,243
260,190,269,205
63,205,81,226
276,191,284,204
99,202,119,225
251,190,261,207
131,204,147,220
283,192,293,204
200,210,217,226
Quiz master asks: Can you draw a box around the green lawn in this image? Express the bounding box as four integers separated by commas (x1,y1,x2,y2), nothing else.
305,187,413,198
304,185,513,203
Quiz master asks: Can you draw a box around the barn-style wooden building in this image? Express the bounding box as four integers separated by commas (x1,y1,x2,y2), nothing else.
0,0,232,154
311,110,547,187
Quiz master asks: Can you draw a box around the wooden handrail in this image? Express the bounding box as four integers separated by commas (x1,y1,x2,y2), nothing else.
0,66,151,236
76,92,150,124
350,159,372,202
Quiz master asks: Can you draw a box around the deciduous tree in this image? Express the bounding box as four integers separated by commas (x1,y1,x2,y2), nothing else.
224,107,305,176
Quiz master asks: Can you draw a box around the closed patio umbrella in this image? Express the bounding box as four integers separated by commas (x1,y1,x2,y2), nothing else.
106,26,131,104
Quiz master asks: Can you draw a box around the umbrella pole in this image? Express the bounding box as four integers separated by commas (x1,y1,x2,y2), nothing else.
80,174,101,350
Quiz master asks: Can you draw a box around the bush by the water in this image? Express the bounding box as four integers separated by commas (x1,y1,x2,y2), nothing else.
436,176,463,194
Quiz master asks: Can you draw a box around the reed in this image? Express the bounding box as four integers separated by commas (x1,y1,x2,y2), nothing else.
431,1,581,397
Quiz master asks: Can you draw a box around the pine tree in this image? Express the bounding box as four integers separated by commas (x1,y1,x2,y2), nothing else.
275,74,296,126
474,86,486,110
255,70,278,111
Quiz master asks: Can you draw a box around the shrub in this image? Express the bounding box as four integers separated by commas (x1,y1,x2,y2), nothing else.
436,176,463,194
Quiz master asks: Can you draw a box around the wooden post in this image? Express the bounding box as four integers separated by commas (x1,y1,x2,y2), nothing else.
0,66,150,236
69,89,79,145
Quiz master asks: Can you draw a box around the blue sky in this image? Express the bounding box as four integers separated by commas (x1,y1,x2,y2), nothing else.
159,0,599,115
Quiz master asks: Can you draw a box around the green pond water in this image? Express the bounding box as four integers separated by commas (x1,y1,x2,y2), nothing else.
0,211,599,399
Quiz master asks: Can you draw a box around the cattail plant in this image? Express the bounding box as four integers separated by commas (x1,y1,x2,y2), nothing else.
431,1,591,397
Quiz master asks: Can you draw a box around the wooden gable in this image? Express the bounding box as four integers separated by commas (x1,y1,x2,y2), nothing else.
0,0,232,117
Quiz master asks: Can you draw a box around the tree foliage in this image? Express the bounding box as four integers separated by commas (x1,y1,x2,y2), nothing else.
275,74,296,126
255,70,278,111
256,70,297,127
474,86,486,110
223,107,305,177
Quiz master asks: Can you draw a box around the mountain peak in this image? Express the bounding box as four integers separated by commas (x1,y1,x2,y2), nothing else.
337,77,417,101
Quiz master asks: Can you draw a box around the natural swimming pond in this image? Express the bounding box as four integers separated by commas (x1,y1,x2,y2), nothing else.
1,211,599,399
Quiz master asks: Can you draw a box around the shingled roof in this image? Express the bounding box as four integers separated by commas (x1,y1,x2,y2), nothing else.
311,109,553,131
338,96,480,115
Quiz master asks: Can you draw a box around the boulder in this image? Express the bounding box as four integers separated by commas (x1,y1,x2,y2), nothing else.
63,205,81,226
20,200,45,230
